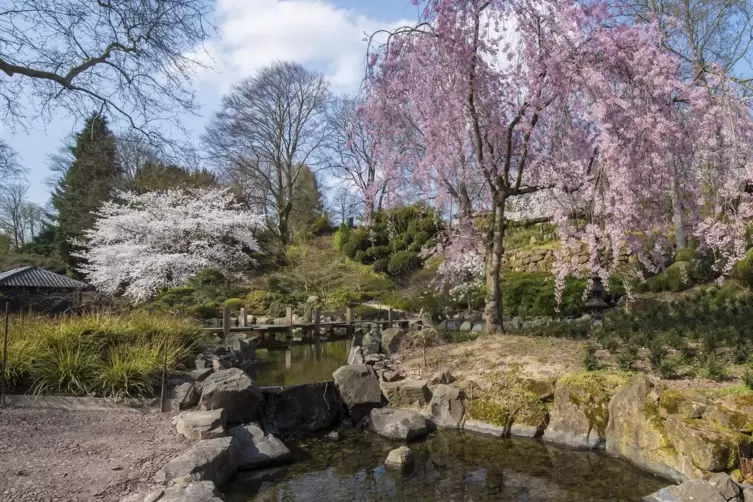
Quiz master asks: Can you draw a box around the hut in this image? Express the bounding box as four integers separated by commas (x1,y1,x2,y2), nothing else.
0,266,88,313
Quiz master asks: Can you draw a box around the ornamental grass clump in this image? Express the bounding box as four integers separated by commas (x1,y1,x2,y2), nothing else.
2,311,205,398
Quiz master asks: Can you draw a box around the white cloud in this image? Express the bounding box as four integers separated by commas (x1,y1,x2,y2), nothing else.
193,0,411,94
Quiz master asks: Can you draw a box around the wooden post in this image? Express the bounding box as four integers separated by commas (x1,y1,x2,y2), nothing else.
388,308,393,328
239,307,247,328
160,336,169,412
314,307,321,339
286,306,293,342
346,307,352,338
222,307,231,343
1,303,8,408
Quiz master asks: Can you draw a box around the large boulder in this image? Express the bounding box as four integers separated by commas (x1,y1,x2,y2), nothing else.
606,374,698,482
347,345,364,365
332,364,382,421
429,384,466,429
380,380,431,409
154,437,240,487
258,381,340,435
121,482,225,502
361,331,382,356
543,372,626,450
642,479,729,502
370,408,428,440
199,368,262,424
381,328,406,357
174,409,227,440
171,382,200,411
228,423,291,470
664,414,744,472
230,337,257,364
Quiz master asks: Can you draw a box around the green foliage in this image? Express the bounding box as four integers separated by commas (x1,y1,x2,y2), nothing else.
674,248,694,263
659,354,684,379
638,262,694,293
131,163,217,193
582,343,600,371
734,248,753,289
743,366,753,390
373,258,389,274
337,205,442,275
146,268,242,319
222,298,245,311
3,312,204,398
617,344,639,371
51,114,123,273
504,223,558,250
245,290,307,317
699,350,728,382
311,215,331,235
289,165,326,237
387,251,422,276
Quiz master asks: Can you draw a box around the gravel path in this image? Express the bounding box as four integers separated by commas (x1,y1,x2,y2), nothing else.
0,407,188,502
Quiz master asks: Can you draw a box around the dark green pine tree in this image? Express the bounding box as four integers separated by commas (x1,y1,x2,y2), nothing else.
52,113,122,274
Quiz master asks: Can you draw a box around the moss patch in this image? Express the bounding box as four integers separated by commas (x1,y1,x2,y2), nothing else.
643,400,676,453
466,369,548,428
556,371,629,437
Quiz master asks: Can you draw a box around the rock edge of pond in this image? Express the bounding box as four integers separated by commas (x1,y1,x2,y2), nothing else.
123,327,753,502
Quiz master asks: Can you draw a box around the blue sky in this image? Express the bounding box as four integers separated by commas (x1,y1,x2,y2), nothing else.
0,0,420,205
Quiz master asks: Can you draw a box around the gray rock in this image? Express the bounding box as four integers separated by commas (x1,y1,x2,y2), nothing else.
459,321,472,331
380,370,403,382
429,384,465,428
122,482,226,502
190,368,213,382
701,473,741,501
380,379,431,408
370,408,428,440
199,368,262,424
381,328,406,357
643,480,728,502
174,409,227,440
361,331,381,355
744,487,753,502
471,322,484,333
333,364,382,421
347,345,364,365
229,423,291,470
171,382,200,411
364,353,385,365
429,370,455,385
258,381,340,435
154,437,239,487
384,446,413,471
231,337,257,363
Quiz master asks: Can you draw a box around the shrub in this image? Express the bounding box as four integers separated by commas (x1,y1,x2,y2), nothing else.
311,215,331,235
659,355,684,379
675,248,693,263
188,304,219,320
734,248,753,289
188,268,226,288
333,224,351,251
354,250,368,264
699,350,728,382
617,344,638,371
387,251,422,276
744,366,753,390
582,343,600,371
373,258,389,274
366,246,391,261
222,298,245,311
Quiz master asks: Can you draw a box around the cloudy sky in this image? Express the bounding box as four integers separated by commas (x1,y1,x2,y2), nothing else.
0,0,419,205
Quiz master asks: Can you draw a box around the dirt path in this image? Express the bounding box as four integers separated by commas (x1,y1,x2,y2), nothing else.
0,407,187,502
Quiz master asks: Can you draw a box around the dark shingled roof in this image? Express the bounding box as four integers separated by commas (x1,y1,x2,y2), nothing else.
0,267,88,289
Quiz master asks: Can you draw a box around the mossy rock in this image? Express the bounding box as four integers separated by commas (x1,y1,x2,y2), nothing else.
703,405,753,434
465,370,548,430
659,389,709,419
664,415,751,472
543,371,628,449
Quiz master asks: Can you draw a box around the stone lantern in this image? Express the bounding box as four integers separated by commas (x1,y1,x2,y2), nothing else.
585,275,609,321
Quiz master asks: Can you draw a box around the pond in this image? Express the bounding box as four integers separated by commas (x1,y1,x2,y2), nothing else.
247,339,350,387
224,429,668,502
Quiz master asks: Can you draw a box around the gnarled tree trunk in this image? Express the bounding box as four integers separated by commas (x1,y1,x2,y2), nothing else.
484,196,506,334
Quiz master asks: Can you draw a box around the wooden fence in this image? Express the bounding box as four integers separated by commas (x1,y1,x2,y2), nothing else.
203,306,413,347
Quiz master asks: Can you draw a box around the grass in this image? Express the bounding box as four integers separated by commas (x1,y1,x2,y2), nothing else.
2,311,206,399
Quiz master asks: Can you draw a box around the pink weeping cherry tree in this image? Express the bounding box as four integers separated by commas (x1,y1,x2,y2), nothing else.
363,0,753,333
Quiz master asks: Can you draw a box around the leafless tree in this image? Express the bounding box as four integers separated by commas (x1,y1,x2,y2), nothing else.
329,185,361,225
204,61,330,247
0,139,22,185
0,183,29,249
21,200,44,241
325,96,386,221
0,0,214,146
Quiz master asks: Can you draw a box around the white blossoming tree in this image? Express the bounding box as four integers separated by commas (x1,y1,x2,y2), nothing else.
75,188,264,302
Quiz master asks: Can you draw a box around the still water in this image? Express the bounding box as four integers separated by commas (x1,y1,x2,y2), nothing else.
248,340,350,387
224,429,668,502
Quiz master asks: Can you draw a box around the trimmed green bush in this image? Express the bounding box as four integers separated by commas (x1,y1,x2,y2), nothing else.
674,248,693,263
734,248,753,288
373,258,389,274
387,251,422,276
222,298,245,311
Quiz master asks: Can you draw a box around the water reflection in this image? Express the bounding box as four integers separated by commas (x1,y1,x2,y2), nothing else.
248,340,349,387
224,430,668,502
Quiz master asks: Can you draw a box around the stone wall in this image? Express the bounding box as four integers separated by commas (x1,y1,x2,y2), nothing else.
505,247,630,274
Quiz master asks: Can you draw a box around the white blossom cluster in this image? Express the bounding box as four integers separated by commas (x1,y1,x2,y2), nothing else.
74,188,263,302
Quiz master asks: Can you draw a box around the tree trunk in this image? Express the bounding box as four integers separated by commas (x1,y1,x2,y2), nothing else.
483,198,505,334
671,159,687,250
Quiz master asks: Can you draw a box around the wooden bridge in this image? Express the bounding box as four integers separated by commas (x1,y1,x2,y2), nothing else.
203,306,414,348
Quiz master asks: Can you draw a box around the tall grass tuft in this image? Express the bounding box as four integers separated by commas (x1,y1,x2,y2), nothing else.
2,311,206,398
